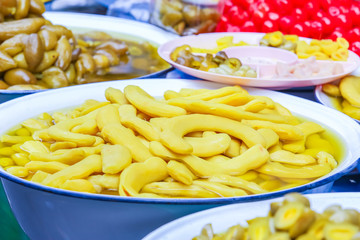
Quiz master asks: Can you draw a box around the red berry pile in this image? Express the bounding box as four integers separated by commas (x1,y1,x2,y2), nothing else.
216,0,360,55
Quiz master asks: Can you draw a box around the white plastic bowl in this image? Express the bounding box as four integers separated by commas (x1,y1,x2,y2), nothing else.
0,79,359,240
143,192,360,240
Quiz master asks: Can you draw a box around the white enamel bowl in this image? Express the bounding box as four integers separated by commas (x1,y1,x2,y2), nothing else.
143,192,360,240
0,12,178,103
0,79,359,240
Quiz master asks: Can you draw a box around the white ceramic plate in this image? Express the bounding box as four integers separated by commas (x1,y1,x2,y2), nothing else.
158,32,360,89
0,12,178,96
143,192,360,240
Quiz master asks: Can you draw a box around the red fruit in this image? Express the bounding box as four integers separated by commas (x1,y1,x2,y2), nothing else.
334,14,352,30
304,20,311,28
252,10,268,28
268,12,280,22
215,16,229,32
226,24,241,32
328,29,345,40
273,0,294,15
338,0,351,8
315,10,326,19
292,8,307,22
257,1,272,13
339,6,350,14
241,20,257,32
350,3,360,27
230,7,250,26
328,6,341,18
219,0,233,15
347,27,360,44
239,0,255,11
279,15,295,33
320,0,335,11
320,16,334,36
350,41,360,56
304,1,320,19
262,20,279,32
292,0,304,8
308,21,324,39
291,23,309,37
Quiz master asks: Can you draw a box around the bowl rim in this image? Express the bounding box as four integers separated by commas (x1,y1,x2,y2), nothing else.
0,78,359,204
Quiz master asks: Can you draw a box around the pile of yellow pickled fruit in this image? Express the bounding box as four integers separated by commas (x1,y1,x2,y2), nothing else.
170,45,257,77
191,36,250,54
0,85,339,197
322,76,360,121
0,0,166,90
260,31,349,61
150,0,220,35
193,193,360,240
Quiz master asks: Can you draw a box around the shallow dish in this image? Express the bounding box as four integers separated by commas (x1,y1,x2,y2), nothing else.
0,12,177,102
158,32,360,89
143,192,360,240
0,79,359,239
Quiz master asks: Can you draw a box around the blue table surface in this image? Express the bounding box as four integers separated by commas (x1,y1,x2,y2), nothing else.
1,60,360,240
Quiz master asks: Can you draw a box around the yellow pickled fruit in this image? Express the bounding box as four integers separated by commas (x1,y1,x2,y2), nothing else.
310,39,322,46
0,157,14,168
322,84,341,97
216,36,234,48
268,31,284,47
342,100,360,120
320,41,339,56
307,218,328,240
337,37,349,49
305,134,334,156
323,223,358,240
311,52,330,60
284,34,299,43
296,41,309,53
297,52,311,59
328,209,360,225
283,192,310,207
262,33,271,40
170,45,192,61
274,202,305,230
331,48,349,61
247,217,271,240
323,204,342,218
221,225,245,240
339,76,360,107
296,233,318,240
305,45,321,54
289,208,316,238
194,223,214,240
268,232,291,240
270,201,282,216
